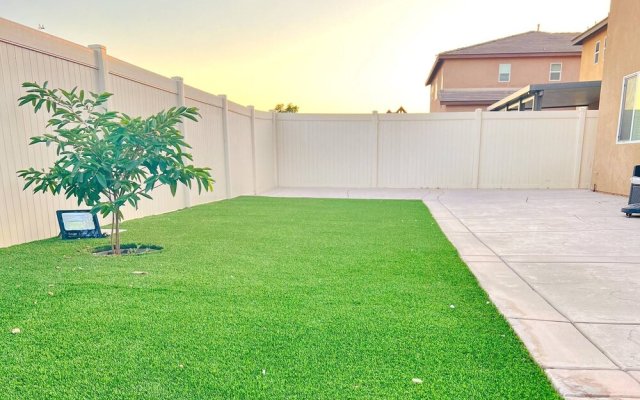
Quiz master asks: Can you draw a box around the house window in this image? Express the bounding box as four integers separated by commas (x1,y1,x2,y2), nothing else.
498,64,511,82
617,72,640,143
594,41,601,64
549,63,562,81
604,37,607,60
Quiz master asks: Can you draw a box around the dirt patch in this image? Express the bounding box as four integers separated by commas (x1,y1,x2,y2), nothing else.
92,244,163,256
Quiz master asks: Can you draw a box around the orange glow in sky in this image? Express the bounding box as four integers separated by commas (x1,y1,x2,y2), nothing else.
2,0,610,113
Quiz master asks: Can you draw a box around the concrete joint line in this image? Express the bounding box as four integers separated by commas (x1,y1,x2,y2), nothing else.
542,365,619,371
432,198,626,373
513,316,575,324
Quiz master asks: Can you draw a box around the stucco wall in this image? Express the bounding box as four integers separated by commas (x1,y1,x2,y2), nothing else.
440,104,487,112
579,29,607,82
441,56,581,89
429,68,444,112
592,0,640,195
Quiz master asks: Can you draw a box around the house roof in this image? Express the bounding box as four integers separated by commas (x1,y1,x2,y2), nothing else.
572,17,608,45
439,89,519,104
426,31,582,85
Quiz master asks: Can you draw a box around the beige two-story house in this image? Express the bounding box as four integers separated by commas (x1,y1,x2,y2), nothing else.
426,31,582,112
572,17,608,82
590,0,640,195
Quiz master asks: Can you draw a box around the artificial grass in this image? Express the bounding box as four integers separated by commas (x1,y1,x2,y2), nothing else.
0,196,560,399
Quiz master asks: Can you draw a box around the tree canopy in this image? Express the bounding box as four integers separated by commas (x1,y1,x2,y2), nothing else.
274,103,299,113
17,81,214,255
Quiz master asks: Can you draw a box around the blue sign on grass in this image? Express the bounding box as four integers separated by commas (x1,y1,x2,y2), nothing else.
56,210,103,240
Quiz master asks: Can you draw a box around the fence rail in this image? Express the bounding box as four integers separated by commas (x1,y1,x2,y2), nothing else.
0,17,598,248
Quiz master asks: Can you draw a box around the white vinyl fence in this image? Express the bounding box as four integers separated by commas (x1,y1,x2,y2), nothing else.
0,17,598,248
276,109,597,190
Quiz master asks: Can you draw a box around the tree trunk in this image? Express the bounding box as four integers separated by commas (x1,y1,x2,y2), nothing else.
113,209,122,255
110,213,115,251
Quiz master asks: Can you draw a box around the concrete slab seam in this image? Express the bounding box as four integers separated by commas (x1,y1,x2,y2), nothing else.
431,197,627,375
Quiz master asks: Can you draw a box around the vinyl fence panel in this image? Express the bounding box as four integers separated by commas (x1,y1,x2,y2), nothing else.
276,114,377,187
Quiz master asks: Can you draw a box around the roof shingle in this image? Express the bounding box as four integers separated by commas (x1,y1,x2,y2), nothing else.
572,18,608,45
442,31,581,56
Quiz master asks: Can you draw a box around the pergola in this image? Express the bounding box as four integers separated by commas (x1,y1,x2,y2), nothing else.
488,81,602,111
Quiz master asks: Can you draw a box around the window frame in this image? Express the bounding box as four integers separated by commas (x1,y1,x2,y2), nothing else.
498,63,511,83
594,41,601,64
616,71,640,144
549,63,562,81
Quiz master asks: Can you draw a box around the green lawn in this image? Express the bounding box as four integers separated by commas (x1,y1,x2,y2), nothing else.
0,197,560,399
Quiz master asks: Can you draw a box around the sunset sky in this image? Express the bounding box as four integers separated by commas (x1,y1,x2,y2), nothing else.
2,0,610,113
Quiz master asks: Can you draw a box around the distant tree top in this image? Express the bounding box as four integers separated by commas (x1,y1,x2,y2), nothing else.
386,106,407,114
274,103,299,113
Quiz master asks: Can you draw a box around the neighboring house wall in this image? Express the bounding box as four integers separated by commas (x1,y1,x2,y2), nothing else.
579,29,608,81
592,0,640,195
442,57,580,88
429,56,581,112
439,104,485,112
429,68,445,112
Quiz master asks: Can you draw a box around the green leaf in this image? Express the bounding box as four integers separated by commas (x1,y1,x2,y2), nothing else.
169,181,177,196
95,173,107,188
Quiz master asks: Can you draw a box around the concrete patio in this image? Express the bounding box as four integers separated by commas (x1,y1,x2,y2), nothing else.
264,187,640,399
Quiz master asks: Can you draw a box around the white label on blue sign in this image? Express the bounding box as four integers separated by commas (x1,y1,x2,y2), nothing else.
61,212,95,231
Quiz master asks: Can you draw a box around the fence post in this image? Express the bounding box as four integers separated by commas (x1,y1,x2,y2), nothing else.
221,95,232,199
172,76,191,209
249,105,258,195
372,110,380,188
88,44,110,107
471,108,483,188
272,111,279,188
574,107,588,188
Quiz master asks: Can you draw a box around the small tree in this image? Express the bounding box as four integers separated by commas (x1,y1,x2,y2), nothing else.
274,103,299,113
17,82,214,255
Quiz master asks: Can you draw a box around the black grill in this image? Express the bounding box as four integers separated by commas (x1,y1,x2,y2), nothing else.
630,166,640,205
622,165,640,217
